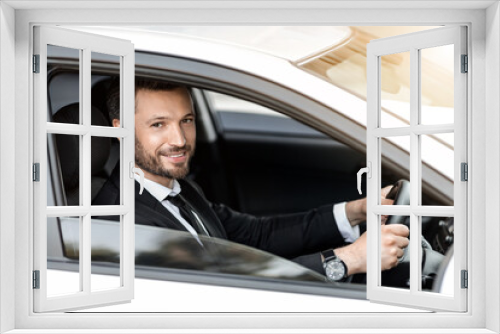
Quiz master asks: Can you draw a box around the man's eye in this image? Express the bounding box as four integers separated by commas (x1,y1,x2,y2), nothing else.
182,118,194,124
151,122,163,128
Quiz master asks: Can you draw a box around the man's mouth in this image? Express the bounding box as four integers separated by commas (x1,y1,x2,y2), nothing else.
167,153,185,158
162,151,187,163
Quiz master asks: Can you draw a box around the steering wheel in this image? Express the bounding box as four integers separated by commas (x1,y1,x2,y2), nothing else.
385,180,410,226
381,180,444,289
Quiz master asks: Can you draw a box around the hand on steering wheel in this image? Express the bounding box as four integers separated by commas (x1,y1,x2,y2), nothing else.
382,179,443,288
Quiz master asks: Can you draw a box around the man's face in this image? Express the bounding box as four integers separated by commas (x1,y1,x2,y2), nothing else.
134,87,196,186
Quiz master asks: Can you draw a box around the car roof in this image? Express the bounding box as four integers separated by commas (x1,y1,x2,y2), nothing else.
59,25,454,185
66,26,353,62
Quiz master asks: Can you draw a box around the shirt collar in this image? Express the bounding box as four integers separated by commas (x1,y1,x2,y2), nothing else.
134,174,181,202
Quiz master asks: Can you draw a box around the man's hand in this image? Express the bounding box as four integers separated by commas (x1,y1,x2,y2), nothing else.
379,224,410,271
333,224,409,276
345,185,394,227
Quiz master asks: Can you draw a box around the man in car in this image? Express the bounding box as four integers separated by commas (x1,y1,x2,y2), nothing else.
93,78,409,281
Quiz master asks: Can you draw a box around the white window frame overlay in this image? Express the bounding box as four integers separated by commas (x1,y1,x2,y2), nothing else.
366,26,467,312
1,3,498,334
32,26,135,312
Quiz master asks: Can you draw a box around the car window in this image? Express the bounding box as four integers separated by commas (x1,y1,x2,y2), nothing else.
54,217,327,283
44,62,368,305
205,90,327,138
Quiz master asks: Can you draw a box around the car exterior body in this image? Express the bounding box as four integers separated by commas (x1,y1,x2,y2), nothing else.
45,26,454,312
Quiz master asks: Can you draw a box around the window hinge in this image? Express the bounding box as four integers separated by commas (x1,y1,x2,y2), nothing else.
461,270,468,289
33,163,40,182
461,54,468,73
461,163,468,181
33,270,40,289
33,54,40,73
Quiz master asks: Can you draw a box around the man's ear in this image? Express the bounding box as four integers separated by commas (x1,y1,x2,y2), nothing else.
112,119,121,142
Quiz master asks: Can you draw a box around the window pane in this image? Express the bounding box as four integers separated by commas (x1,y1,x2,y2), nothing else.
380,136,410,205
91,52,120,127
47,134,81,206
420,216,454,295
297,27,438,125
91,216,121,291
381,215,410,290
48,216,81,297
420,45,454,125
47,45,81,124
421,133,454,205
380,51,411,128
90,135,118,203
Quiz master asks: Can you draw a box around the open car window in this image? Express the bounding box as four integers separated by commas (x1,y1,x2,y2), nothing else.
45,36,455,312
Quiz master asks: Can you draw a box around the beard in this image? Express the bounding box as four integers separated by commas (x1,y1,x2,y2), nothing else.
135,137,194,180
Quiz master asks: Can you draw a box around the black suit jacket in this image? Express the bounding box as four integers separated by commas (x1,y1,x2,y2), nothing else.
93,166,347,273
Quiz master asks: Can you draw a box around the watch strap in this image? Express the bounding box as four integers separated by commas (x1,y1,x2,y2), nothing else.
321,249,336,263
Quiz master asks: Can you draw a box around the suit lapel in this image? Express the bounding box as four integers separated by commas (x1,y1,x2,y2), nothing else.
134,182,191,232
105,163,191,232
178,179,227,239
113,163,226,237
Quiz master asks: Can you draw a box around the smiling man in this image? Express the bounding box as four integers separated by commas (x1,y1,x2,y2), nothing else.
129,86,196,186
93,78,409,280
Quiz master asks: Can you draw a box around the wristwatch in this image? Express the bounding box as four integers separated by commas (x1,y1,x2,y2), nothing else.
321,249,348,282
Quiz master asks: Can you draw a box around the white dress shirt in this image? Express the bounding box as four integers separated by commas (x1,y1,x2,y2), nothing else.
136,176,203,244
135,175,360,244
334,202,361,243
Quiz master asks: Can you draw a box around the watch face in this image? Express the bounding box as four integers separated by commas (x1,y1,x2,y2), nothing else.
325,260,346,281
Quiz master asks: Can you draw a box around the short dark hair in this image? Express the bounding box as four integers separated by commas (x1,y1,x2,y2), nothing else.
106,77,190,122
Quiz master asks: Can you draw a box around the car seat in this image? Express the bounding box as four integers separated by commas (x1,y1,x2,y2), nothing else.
50,103,116,206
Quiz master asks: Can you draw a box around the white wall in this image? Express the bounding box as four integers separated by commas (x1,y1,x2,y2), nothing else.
0,2,16,333
486,2,500,333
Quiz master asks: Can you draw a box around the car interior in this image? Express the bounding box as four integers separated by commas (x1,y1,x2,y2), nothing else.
47,66,370,215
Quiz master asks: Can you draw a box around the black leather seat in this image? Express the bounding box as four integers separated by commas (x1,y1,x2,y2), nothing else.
52,103,113,205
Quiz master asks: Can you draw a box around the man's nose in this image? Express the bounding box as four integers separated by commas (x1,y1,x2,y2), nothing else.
168,124,186,147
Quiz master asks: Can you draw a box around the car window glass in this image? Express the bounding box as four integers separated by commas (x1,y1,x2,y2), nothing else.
57,219,327,283
52,217,365,312
204,90,327,139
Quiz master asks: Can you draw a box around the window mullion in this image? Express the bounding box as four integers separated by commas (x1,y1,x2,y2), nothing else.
413,124,454,135
80,215,89,293
373,125,455,138
121,51,135,294
81,48,92,294
373,205,455,216
409,47,421,294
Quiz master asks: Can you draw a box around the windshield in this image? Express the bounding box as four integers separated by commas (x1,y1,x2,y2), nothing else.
295,26,453,180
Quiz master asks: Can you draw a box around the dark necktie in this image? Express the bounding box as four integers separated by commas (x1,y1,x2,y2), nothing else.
166,194,209,236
